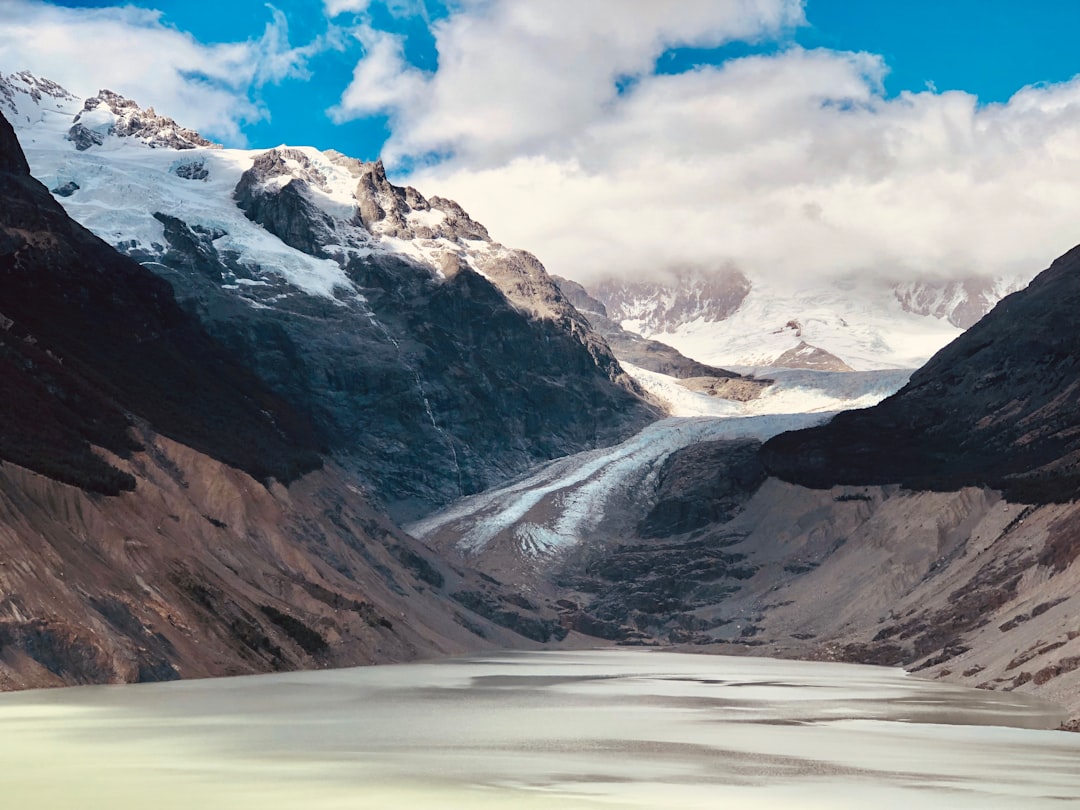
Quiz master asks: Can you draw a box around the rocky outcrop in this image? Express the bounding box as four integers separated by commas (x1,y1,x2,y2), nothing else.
233,149,338,257
761,245,1080,502
773,341,854,371
68,89,214,151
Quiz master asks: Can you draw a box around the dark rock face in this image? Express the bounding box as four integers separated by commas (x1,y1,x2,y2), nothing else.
0,109,321,491
233,149,338,257
762,245,1080,502
639,440,767,538
172,160,208,181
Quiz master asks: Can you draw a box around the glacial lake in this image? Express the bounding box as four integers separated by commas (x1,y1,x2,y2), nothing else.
2,650,1078,809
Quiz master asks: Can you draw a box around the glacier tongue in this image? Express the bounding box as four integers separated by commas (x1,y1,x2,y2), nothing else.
410,367,907,561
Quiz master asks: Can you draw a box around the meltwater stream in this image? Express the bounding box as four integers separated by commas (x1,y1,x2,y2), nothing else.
2,650,1078,809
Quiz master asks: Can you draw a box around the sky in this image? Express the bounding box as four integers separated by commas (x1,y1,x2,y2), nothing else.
4,0,1080,285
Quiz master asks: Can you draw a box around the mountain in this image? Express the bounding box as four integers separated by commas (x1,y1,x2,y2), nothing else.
2,71,655,520
580,267,1030,372
0,102,575,688
893,276,1029,329
552,275,770,402
414,244,1080,726
0,101,320,493
760,245,1080,502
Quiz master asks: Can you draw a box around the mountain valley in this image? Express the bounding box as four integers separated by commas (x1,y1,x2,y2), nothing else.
1,67,1079,736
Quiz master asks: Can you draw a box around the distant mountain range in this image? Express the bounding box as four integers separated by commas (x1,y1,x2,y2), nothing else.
579,266,1031,372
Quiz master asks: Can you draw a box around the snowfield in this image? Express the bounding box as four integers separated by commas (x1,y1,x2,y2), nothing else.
3,72,509,306
620,274,969,371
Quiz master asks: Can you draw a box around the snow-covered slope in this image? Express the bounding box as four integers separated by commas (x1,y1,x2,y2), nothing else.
587,270,1032,372
0,70,654,518
4,73,561,309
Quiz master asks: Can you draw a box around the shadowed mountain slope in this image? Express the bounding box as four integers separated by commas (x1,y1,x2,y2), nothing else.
761,245,1080,503
0,109,321,491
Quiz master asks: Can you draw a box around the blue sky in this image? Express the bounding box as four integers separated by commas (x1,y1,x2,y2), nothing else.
7,0,1080,284
37,0,1080,155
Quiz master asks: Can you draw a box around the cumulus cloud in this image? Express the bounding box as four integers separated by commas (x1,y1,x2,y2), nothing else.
328,25,427,121
335,0,804,167
331,0,1080,286
0,0,330,145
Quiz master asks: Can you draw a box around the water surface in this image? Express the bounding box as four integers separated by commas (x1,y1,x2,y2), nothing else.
2,650,1077,808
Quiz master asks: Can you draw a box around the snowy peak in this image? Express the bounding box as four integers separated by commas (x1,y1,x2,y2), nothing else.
893,277,1026,329
68,88,215,151
0,70,79,125
592,268,751,334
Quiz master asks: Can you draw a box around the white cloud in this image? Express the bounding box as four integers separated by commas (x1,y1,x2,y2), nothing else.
0,0,330,145
328,0,1080,287
324,0,372,16
335,0,804,166
328,25,427,121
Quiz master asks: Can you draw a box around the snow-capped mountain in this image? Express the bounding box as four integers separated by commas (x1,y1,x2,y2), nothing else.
1,70,655,520
892,276,1029,329
0,100,571,688
583,267,1032,372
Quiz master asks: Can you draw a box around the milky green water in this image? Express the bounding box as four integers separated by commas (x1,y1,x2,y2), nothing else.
1,650,1077,809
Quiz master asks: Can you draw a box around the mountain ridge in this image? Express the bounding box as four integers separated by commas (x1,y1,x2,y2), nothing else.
2,69,657,519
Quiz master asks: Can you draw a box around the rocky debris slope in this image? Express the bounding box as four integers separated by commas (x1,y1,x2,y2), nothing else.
3,72,656,520
660,482,1080,728
0,435,566,690
761,244,1080,503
